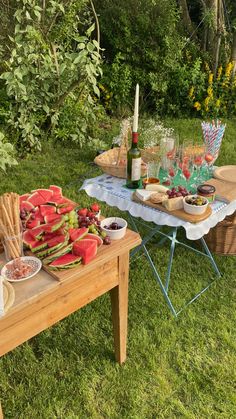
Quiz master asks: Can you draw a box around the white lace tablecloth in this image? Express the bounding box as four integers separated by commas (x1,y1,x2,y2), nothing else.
81,174,236,241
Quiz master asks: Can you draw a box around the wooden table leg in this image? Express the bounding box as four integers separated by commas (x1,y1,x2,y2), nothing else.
0,402,3,419
110,252,129,364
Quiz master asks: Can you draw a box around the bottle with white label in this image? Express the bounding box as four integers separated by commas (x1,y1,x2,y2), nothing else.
126,132,141,189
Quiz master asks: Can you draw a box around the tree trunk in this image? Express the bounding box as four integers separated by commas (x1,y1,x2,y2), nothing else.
178,0,196,38
207,0,218,58
231,31,236,76
200,0,208,51
213,0,224,75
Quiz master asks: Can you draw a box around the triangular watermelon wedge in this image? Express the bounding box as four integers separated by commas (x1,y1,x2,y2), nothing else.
69,227,89,242
43,243,73,264
49,253,82,270
73,239,97,264
40,205,56,217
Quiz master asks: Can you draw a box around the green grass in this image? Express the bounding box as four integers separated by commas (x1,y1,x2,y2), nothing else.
0,118,236,418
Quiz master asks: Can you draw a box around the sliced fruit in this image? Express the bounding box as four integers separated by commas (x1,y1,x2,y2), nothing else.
57,204,75,214
43,243,73,264
46,234,66,248
31,241,48,253
29,225,46,240
49,253,82,270
73,239,97,265
26,219,41,229
36,240,68,258
47,197,70,206
49,185,62,198
69,227,89,242
20,201,35,212
20,193,30,203
44,213,63,224
84,233,103,247
43,217,65,233
28,192,48,206
33,188,53,201
23,230,40,248
34,207,44,223
40,205,56,217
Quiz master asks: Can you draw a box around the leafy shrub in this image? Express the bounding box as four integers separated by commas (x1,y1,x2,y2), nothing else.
0,132,17,171
189,62,236,118
0,0,102,153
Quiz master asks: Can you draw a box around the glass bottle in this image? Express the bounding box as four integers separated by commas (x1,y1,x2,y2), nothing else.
126,132,141,189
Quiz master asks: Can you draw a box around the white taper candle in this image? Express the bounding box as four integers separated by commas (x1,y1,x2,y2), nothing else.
133,84,139,132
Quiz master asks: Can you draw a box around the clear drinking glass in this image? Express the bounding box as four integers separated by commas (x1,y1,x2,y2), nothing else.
2,224,23,262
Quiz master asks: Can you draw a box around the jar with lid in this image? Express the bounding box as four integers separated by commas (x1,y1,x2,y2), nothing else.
197,184,216,202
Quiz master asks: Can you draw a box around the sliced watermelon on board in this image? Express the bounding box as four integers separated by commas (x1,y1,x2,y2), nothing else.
29,225,46,240
42,217,65,233
34,207,44,224
20,201,34,212
84,233,103,247
49,253,82,270
57,204,75,214
46,234,66,248
49,185,62,198
40,205,56,217
26,219,41,229
43,243,73,264
47,197,70,207
69,227,89,242
23,230,44,250
44,213,63,224
73,239,97,265
20,193,30,204
36,240,68,258
27,192,48,207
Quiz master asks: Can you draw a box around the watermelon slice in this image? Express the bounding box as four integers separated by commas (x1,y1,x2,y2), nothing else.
46,234,66,248
28,189,53,206
43,243,73,264
23,230,43,250
20,201,34,212
34,207,44,223
36,240,68,258
43,217,65,233
69,227,89,242
57,204,75,214
73,239,97,265
44,213,63,224
47,197,69,206
26,219,41,229
40,205,56,217
49,185,62,198
49,253,82,270
29,225,46,240
84,233,103,247
20,193,30,203
31,241,48,253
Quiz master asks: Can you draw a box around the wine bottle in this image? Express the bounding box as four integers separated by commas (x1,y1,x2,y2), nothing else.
126,132,141,189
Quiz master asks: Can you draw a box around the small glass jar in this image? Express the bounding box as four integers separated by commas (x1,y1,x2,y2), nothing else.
197,184,216,202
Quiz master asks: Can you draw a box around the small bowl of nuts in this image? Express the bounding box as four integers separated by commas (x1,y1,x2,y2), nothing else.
183,195,209,215
101,217,127,240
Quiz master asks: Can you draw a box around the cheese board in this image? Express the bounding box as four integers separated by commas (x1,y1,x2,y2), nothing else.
132,193,212,223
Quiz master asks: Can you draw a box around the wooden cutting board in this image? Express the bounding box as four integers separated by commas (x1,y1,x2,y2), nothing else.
132,193,212,223
206,178,236,202
213,166,236,184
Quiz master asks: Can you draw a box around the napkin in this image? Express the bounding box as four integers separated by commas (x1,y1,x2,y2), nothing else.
0,276,4,317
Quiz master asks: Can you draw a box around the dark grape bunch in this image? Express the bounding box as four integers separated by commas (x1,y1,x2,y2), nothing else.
77,211,111,245
166,186,189,199
104,222,122,230
20,207,36,230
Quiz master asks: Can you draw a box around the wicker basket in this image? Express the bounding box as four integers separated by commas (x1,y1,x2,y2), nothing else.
204,212,236,255
94,146,147,179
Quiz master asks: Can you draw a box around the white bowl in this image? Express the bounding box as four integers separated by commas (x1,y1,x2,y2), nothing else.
183,195,209,215
101,217,127,240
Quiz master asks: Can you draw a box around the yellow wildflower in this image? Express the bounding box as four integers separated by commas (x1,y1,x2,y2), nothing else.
208,72,213,84
188,86,194,99
217,65,222,80
225,62,233,78
204,97,210,108
193,101,201,111
207,86,213,98
205,62,210,72
215,99,221,108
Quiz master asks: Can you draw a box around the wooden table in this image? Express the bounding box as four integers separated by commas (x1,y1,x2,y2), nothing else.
0,228,141,417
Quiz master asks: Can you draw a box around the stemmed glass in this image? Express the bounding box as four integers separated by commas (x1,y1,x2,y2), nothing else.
204,150,214,179
192,144,205,186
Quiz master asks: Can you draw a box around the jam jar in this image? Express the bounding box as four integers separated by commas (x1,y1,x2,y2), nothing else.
197,184,216,202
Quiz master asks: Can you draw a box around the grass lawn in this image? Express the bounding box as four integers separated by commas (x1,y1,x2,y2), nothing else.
0,118,236,418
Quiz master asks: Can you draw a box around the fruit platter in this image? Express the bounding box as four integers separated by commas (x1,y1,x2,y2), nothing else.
17,185,115,274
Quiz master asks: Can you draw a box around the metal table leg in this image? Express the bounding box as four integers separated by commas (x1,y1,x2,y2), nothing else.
129,214,221,317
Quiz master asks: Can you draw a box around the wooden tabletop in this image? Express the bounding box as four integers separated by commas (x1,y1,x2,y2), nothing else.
0,228,141,358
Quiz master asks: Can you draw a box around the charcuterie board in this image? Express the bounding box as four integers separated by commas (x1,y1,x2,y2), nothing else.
132,193,212,223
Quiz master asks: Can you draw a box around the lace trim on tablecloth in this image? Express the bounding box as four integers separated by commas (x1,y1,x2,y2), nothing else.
81,174,236,241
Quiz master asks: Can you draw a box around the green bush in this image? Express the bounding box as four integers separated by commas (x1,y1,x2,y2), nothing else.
0,0,102,154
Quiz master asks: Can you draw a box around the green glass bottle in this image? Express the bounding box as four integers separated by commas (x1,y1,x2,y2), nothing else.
126,132,141,189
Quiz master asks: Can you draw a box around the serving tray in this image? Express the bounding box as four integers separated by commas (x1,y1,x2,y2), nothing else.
132,193,212,223
214,166,236,183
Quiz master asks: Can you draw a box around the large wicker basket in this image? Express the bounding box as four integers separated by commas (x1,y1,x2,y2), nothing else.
94,147,147,179
204,212,236,255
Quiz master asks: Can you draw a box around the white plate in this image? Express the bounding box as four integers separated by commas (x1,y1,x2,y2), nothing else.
1,256,42,283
